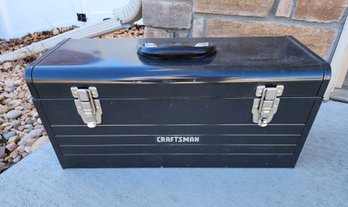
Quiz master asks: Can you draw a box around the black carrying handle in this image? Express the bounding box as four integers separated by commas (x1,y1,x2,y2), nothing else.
137,42,216,59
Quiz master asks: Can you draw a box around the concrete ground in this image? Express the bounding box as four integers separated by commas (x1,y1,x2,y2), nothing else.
0,101,347,207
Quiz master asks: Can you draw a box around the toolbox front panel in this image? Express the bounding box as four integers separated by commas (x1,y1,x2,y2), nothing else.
33,96,315,168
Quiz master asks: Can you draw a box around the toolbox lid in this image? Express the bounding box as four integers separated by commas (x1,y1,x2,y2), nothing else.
26,36,330,99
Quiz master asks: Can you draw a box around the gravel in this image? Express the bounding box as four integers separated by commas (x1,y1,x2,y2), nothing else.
3,131,16,140
0,26,78,55
0,25,144,173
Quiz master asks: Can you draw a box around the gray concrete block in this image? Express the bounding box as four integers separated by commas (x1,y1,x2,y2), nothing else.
143,0,192,29
331,88,348,103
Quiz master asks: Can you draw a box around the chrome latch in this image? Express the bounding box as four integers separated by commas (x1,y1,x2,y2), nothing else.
252,85,284,127
71,87,102,128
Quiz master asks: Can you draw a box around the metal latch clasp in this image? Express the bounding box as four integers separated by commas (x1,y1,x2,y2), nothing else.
252,85,284,127
71,87,102,128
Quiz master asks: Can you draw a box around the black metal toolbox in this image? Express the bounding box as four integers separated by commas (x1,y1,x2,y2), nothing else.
25,36,330,168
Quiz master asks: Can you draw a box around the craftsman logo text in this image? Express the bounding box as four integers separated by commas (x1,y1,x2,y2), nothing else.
156,136,200,143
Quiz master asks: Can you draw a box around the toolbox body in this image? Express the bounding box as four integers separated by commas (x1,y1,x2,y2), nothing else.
25,36,330,168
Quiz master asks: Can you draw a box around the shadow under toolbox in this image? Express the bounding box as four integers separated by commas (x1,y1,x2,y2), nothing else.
25,36,330,168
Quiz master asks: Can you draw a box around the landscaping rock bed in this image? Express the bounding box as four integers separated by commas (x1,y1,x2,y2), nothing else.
0,25,144,173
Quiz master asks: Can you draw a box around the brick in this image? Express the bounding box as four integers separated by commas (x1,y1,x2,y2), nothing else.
192,18,205,37
193,0,275,17
206,19,336,59
142,0,192,29
145,27,172,38
275,0,293,18
293,0,348,23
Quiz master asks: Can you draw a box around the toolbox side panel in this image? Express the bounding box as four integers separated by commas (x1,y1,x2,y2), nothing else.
290,99,323,167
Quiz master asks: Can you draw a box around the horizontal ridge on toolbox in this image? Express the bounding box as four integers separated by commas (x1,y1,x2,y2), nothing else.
39,98,316,125
60,145,297,154
51,125,305,135
61,153,295,156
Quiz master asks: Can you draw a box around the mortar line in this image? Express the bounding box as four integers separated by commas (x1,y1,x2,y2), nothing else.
328,7,348,62
290,0,298,18
270,0,281,17
188,0,194,37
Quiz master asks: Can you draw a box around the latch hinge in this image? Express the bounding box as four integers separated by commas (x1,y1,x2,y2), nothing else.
71,87,102,128
251,85,284,127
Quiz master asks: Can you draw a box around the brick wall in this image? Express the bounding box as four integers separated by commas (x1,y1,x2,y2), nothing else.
142,0,348,60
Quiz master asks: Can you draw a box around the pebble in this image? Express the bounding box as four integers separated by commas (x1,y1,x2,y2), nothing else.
8,136,19,143
13,156,21,163
29,128,44,138
4,80,15,87
0,146,6,158
14,64,22,72
3,93,15,99
4,156,11,162
6,110,22,119
27,138,37,146
0,162,6,170
6,143,17,151
9,150,19,159
12,120,21,129
18,134,31,146
24,124,33,129
0,104,10,113
15,106,24,110
2,62,12,70
26,118,34,123
23,104,33,110
14,79,22,85
3,131,16,140
52,28,60,35
17,145,25,153
24,146,32,153
9,99,21,106
31,136,49,152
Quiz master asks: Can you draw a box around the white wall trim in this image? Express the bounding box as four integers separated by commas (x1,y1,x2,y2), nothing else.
325,16,348,99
